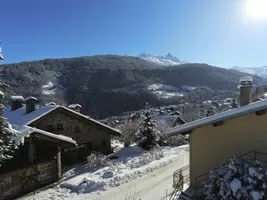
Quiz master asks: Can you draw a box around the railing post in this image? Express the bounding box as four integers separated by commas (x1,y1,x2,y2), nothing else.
173,170,177,188
179,170,184,191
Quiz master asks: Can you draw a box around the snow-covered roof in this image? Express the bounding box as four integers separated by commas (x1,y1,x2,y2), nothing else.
46,102,57,106
4,105,58,126
33,128,76,144
68,104,82,108
24,96,38,102
0,90,4,97
10,96,24,101
166,99,267,136
12,125,76,145
4,104,121,136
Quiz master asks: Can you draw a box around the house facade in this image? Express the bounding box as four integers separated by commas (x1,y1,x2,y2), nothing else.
4,98,121,166
1,96,121,199
29,106,121,165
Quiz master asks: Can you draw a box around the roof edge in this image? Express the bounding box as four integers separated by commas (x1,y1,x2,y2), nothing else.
165,99,267,137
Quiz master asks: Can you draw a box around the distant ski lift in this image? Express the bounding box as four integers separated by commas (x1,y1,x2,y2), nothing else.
0,41,4,60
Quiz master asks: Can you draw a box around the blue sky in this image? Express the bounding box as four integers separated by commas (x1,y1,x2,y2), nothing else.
1,0,267,68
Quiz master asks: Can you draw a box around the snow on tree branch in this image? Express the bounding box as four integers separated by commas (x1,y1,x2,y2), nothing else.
203,156,267,200
0,84,18,167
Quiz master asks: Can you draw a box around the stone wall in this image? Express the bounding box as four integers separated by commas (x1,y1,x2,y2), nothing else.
0,159,57,200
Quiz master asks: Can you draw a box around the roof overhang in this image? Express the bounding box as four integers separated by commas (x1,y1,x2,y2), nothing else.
165,99,267,137
13,125,77,147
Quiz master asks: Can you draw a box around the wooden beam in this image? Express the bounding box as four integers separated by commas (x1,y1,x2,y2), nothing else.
181,130,193,135
32,132,74,147
212,121,224,127
255,109,266,116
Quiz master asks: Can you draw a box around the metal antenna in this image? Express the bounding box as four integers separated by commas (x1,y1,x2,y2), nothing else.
0,41,4,60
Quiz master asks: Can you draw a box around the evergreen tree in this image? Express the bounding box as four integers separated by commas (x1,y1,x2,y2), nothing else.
0,83,16,167
136,102,160,150
232,98,237,108
206,106,215,117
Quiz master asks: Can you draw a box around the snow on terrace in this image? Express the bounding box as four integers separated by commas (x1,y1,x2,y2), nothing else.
18,143,189,200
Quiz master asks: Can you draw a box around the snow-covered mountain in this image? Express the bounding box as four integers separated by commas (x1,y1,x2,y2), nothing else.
231,66,267,78
138,53,186,66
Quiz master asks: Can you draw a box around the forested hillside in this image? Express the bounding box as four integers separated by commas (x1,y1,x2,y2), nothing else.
0,55,264,118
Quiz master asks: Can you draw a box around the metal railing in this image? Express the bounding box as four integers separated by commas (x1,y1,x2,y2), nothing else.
194,151,267,192
169,165,190,200
173,164,190,188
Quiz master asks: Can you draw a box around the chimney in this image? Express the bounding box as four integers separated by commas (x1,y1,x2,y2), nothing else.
239,76,253,106
67,104,82,113
10,96,24,111
25,96,38,114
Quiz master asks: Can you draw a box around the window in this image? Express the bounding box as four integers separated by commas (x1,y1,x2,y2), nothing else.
101,140,106,146
87,142,92,150
74,125,80,133
57,123,63,130
88,127,93,133
47,124,54,132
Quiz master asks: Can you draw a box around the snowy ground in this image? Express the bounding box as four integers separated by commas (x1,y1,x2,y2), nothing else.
18,142,189,200
40,80,65,95
147,84,184,99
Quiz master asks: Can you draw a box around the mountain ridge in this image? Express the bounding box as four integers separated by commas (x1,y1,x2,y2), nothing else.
0,55,264,118
231,66,267,78
138,53,186,66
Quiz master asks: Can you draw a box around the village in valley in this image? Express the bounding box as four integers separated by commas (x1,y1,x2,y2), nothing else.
2,1,267,199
